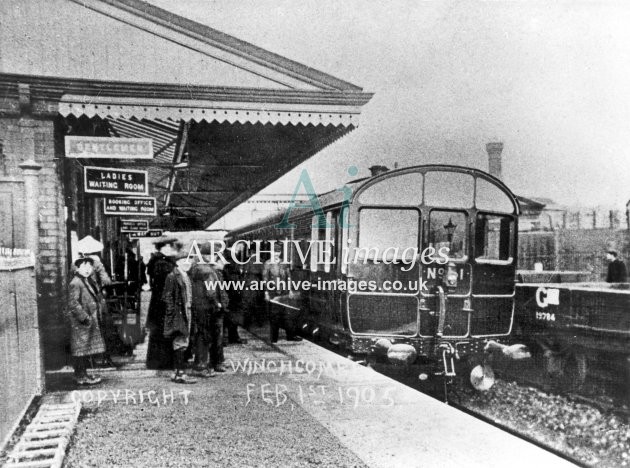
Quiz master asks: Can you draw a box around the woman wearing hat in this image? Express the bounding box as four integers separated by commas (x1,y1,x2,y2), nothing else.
146,237,181,369
67,257,106,385
76,235,116,367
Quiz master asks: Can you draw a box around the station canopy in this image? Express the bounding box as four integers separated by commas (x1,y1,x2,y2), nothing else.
0,0,372,229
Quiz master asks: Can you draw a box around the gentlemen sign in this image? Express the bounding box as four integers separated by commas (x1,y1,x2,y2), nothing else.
65,136,153,159
84,166,148,195
104,197,157,216
120,220,149,232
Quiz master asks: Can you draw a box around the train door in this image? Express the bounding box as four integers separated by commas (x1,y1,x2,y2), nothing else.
420,209,472,338
346,171,424,337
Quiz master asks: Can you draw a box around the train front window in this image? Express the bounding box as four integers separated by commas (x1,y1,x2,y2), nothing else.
475,214,513,262
427,211,467,260
476,178,515,213
358,208,419,258
424,171,474,208
358,172,423,206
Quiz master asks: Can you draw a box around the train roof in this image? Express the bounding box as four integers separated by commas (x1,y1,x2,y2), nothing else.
227,164,520,237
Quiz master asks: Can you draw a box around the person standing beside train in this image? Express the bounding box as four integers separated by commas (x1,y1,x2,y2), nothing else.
189,246,229,378
606,249,628,283
263,243,302,343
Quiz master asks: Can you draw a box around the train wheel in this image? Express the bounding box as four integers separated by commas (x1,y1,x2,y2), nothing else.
545,348,587,392
561,351,588,392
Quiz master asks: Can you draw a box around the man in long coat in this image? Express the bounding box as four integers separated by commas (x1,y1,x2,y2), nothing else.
146,237,180,369
190,251,229,377
263,244,302,343
68,257,105,385
163,252,197,384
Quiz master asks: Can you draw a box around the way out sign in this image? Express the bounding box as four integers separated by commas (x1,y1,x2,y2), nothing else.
128,230,163,239
104,197,157,216
120,219,149,233
84,166,148,195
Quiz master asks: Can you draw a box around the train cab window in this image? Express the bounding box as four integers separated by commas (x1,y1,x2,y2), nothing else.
427,210,467,261
358,208,419,259
424,172,474,208
358,173,423,206
475,214,513,262
476,178,515,213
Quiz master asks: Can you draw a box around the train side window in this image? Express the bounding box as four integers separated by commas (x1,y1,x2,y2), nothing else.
427,210,467,261
340,206,349,274
322,211,336,272
310,215,322,272
475,214,513,263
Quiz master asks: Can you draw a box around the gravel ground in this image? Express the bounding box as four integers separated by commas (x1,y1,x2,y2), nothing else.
63,371,367,468
451,380,630,468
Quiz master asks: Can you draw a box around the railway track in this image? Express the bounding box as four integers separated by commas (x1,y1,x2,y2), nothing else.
315,342,629,468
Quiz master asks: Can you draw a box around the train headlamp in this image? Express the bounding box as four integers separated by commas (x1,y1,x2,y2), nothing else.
446,262,458,287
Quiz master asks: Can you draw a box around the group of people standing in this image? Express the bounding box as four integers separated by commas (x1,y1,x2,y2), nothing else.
145,237,243,384
65,235,304,386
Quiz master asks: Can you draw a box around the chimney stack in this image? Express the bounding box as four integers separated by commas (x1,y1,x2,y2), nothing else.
486,142,504,180
368,165,389,177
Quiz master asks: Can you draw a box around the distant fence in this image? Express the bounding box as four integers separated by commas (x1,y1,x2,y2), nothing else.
518,229,630,280
0,254,42,449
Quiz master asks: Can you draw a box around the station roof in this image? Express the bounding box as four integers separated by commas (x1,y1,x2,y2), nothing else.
0,0,372,228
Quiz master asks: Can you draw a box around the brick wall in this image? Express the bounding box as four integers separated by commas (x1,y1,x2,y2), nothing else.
0,115,69,369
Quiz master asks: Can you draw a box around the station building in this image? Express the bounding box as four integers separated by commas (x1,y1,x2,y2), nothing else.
0,0,371,389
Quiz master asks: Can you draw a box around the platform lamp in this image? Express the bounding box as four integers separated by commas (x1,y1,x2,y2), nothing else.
443,217,457,244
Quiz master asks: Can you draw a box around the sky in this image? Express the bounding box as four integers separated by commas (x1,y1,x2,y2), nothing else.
150,0,630,209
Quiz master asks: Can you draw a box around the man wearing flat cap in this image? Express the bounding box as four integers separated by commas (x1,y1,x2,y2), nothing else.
606,249,628,283
146,236,181,369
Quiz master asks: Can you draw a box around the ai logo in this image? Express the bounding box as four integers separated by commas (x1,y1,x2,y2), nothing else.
535,287,560,308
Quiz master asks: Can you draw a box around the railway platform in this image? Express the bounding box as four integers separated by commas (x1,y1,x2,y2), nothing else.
43,325,577,467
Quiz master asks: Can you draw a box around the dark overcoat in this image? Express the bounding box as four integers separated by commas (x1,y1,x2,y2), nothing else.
190,263,228,338
607,259,628,283
163,268,190,339
146,253,176,331
67,274,106,357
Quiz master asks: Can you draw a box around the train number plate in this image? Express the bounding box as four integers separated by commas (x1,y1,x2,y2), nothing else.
535,311,556,322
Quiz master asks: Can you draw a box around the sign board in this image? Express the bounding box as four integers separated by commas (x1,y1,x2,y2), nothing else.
120,219,149,232
65,136,153,159
128,230,163,239
84,166,148,195
104,197,157,216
